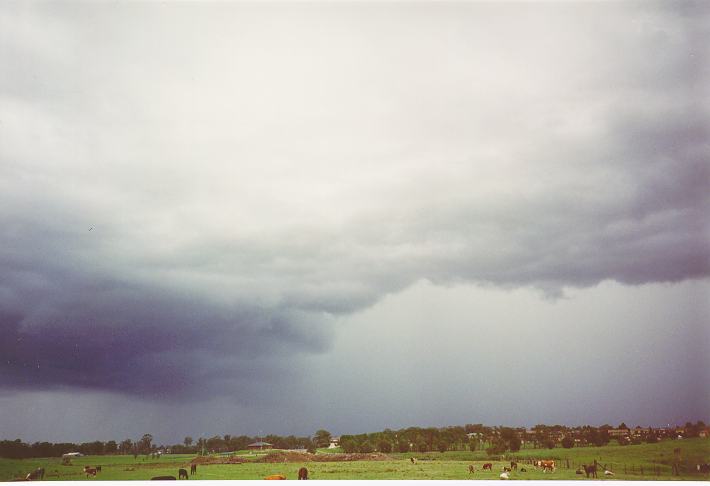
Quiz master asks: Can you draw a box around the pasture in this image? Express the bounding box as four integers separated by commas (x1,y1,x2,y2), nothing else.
1,438,708,481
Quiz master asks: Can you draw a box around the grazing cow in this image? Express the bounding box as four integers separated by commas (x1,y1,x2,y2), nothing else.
499,472,510,480
520,468,527,473
190,464,197,475
582,464,598,478
468,465,475,474
151,476,176,480
510,461,517,470
502,467,512,472
83,466,97,478
698,464,710,475
604,470,614,476
539,460,555,473
178,469,188,480
483,463,493,471
410,457,417,465
298,467,308,480
264,474,286,480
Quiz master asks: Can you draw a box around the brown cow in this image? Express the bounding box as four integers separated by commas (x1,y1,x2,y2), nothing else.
178,469,188,480
264,475,286,480
190,464,197,475
83,466,97,478
298,467,308,480
539,460,555,473
483,463,493,471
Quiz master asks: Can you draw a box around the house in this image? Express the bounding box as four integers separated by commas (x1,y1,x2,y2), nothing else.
247,441,273,451
607,428,630,437
62,452,84,458
328,437,340,448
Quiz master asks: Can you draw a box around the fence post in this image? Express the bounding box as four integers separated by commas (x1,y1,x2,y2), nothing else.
640,466,643,476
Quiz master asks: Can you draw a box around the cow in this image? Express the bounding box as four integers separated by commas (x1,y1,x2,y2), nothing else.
483,463,493,471
25,468,44,481
510,461,518,470
151,476,176,480
499,472,510,480
83,466,98,478
410,457,417,465
468,465,475,474
502,467,512,472
604,470,614,476
190,464,197,475
96,466,102,473
697,464,710,475
520,468,527,473
298,467,308,480
539,460,555,473
178,469,188,480
264,475,286,480
582,464,598,478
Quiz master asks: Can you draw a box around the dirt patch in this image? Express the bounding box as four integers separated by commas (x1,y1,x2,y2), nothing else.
190,455,246,465
315,453,392,462
256,451,392,463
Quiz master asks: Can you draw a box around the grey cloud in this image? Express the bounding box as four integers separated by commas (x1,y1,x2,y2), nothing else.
0,1,708,414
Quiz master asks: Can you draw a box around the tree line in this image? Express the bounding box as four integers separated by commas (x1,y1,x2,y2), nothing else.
1,421,706,459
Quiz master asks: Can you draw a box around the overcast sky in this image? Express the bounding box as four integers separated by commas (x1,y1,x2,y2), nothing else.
1,1,708,444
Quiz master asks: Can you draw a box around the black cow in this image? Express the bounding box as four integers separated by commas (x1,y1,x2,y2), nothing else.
298,467,308,480
510,461,518,470
178,469,188,480
190,464,197,475
151,476,176,480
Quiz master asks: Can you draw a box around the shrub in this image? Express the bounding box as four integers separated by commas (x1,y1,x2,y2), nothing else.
561,437,575,449
437,442,448,453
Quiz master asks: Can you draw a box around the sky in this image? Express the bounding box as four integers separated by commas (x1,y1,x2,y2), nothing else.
0,1,708,445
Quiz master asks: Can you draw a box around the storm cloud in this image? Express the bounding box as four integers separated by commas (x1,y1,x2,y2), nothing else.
0,1,708,440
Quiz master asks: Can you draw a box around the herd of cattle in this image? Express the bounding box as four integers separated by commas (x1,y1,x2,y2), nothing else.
16,458,710,480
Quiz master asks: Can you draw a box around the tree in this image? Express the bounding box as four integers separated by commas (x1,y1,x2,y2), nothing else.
184,437,193,448
378,440,392,453
561,437,575,449
437,442,448,453
508,435,522,452
543,438,556,449
119,439,133,454
397,441,410,453
314,430,332,449
340,437,357,454
138,434,153,454
359,441,374,453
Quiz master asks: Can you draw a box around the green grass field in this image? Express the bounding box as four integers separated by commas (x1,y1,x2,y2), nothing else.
2,438,708,481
